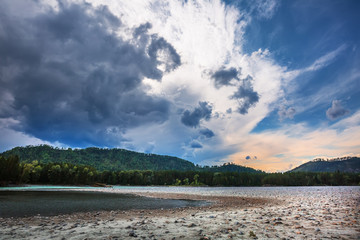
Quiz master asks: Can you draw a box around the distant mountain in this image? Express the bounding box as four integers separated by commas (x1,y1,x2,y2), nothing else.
0,145,261,173
289,157,360,173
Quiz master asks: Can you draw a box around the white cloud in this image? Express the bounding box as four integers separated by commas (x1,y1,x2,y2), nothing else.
333,110,360,128
253,0,279,19
3,1,278,160
0,128,48,152
280,44,352,116
79,0,315,165
0,118,63,152
282,45,348,90
306,44,347,72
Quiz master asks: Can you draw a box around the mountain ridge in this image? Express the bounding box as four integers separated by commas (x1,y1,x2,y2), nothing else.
0,145,262,173
289,157,360,173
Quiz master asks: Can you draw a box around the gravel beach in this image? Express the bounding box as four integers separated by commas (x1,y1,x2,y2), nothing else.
1,186,359,239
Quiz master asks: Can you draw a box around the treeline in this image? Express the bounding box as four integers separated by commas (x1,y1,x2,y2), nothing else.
1,155,359,186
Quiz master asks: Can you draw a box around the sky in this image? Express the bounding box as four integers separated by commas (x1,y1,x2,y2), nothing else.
0,0,359,172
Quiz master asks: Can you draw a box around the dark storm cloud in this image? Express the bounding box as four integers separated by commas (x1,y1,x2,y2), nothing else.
190,140,203,149
181,102,213,128
211,67,239,88
148,36,181,73
230,75,259,114
0,2,180,146
326,100,349,120
133,22,152,37
199,128,215,138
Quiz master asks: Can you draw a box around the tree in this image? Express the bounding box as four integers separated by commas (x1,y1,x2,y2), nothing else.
191,174,200,185
174,178,182,186
0,155,20,182
48,164,62,184
183,178,190,185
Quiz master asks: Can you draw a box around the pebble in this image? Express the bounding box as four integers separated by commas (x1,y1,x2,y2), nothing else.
128,230,137,237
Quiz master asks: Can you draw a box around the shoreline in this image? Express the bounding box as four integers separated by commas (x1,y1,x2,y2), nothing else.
0,191,279,224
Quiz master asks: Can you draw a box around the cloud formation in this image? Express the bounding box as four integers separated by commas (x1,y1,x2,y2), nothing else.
278,106,296,120
148,35,181,73
254,0,279,19
199,128,215,138
211,67,239,88
326,100,349,120
0,2,180,146
230,76,259,114
181,102,213,128
190,140,203,149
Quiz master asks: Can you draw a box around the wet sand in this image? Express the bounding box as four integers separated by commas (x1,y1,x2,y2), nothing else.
0,186,359,239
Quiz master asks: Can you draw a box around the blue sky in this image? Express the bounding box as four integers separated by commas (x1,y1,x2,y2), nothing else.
0,0,359,171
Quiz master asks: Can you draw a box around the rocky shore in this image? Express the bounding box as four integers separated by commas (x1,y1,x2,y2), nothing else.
1,186,359,239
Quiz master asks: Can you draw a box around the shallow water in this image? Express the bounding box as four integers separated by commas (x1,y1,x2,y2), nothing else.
0,189,208,218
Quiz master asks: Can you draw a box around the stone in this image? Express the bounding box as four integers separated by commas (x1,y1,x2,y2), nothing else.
188,223,197,228
129,230,137,237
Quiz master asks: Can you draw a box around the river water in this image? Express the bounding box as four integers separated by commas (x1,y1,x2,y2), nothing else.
0,186,208,218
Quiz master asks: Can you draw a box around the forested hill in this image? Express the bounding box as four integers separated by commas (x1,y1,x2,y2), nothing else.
0,145,196,171
0,145,261,173
290,157,360,173
202,163,263,173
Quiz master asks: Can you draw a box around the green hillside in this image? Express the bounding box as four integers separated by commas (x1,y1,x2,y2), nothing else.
290,157,360,173
0,145,196,171
0,145,261,173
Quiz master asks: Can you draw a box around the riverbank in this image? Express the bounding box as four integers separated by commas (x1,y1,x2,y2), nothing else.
1,186,359,239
